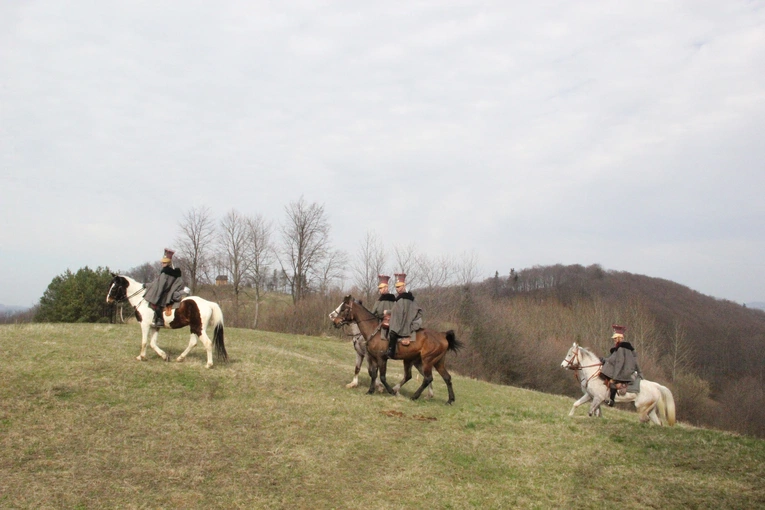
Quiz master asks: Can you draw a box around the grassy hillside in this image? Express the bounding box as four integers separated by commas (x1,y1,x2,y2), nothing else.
1,324,763,509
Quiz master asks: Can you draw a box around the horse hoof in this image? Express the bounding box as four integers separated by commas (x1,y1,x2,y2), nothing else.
136,356,147,361
205,363,213,369
446,401,454,406
366,389,375,395
176,356,185,363
346,382,358,389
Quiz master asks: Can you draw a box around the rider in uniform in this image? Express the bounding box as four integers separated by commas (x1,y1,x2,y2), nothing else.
371,274,396,340
144,248,184,328
601,324,643,406
385,273,423,359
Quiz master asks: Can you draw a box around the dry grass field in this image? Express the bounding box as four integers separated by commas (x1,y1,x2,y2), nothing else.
1,324,763,509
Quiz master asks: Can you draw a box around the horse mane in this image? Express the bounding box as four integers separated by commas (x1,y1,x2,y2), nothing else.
352,298,374,317
577,345,599,361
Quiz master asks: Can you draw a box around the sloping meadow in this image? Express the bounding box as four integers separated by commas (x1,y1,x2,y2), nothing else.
1,324,763,509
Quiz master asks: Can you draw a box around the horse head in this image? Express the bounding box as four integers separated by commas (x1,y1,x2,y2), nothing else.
561,343,581,370
330,295,355,328
106,274,130,304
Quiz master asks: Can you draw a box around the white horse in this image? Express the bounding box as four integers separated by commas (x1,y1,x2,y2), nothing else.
329,303,383,391
106,274,227,368
561,343,676,426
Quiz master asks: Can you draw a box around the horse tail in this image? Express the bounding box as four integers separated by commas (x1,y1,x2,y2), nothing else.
445,330,463,353
210,302,228,362
660,385,676,426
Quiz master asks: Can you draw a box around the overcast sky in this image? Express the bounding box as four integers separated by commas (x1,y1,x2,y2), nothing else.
1,1,764,308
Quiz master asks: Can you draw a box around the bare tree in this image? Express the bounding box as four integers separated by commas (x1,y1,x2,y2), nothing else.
175,206,217,293
455,250,481,286
392,243,420,289
244,214,274,328
352,231,387,303
317,248,349,295
278,197,331,303
416,253,454,290
126,262,160,284
219,209,254,321
668,320,694,381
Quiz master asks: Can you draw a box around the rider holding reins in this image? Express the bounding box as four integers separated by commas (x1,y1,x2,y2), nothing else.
600,324,643,406
385,273,423,360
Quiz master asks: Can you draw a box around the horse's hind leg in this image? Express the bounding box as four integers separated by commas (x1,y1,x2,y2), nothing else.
413,361,434,399
177,333,199,364
392,361,414,395
199,332,214,368
433,358,455,405
637,401,660,424
411,362,435,402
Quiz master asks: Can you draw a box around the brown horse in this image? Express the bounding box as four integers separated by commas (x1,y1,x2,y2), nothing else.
332,295,463,404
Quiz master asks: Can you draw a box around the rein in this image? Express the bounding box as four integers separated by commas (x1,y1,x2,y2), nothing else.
563,347,604,386
339,301,382,339
112,283,146,308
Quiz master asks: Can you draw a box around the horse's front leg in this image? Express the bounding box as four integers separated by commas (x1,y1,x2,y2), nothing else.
392,361,413,395
366,358,379,394
569,393,592,417
137,322,151,361
148,328,168,361
377,359,397,395
347,342,364,389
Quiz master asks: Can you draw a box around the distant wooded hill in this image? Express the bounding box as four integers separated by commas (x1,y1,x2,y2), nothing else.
473,264,765,386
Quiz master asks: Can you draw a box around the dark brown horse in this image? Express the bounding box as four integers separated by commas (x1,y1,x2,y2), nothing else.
332,295,462,404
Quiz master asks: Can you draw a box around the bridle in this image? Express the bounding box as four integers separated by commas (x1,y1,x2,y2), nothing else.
109,280,145,307
562,345,603,386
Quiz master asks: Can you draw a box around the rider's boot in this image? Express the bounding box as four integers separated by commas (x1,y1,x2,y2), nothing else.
153,307,164,328
606,387,617,406
385,333,397,359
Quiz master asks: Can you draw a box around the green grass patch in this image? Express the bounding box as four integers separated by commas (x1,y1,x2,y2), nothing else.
0,324,763,509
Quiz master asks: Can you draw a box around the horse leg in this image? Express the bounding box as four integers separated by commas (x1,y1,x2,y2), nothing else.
392,360,413,395
636,399,658,424
433,358,455,405
148,328,168,361
570,393,592,417
347,343,364,389
588,387,607,417
377,359,397,395
413,362,434,399
177,333,199,364
410,362,434,402
137,322,151,361
367,359,379,395
198,331,214,368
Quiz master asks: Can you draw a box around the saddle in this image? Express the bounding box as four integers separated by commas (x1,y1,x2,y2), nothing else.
604,376,641,394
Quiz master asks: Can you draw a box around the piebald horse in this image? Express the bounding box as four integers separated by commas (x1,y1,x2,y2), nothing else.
106,274,228,368
561,343,675,425
332,295,462,404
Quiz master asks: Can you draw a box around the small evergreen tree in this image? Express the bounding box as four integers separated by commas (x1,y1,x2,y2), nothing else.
36,266,115,323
